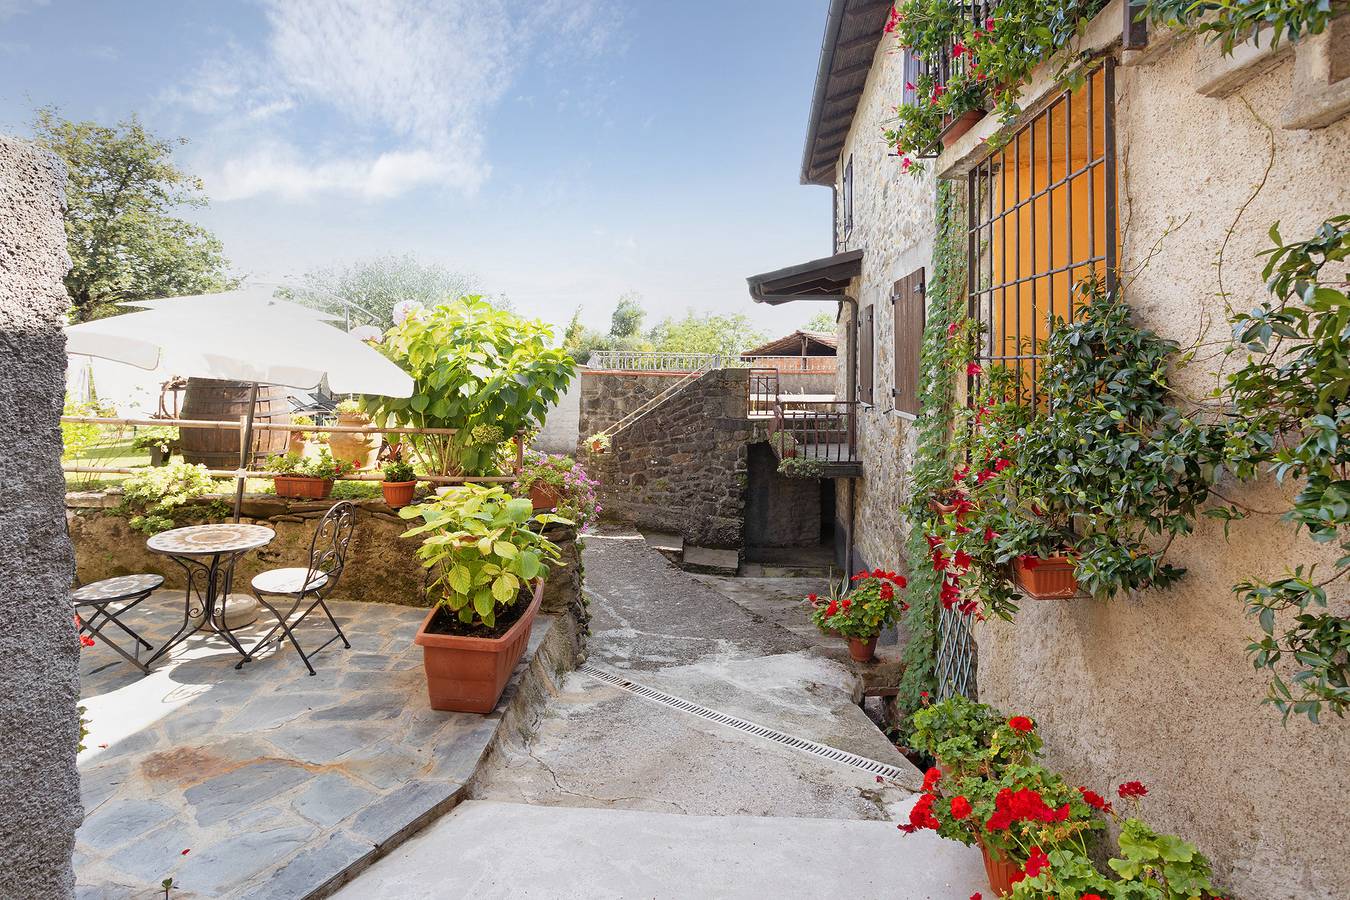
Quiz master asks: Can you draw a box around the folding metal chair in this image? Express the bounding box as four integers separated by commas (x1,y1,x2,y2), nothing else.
73,574,164,675
241,501,356,675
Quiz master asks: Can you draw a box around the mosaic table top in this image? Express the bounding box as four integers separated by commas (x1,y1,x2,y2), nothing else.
146,523,275,556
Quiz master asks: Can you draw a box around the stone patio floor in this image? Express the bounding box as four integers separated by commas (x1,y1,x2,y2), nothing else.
75,594,558,899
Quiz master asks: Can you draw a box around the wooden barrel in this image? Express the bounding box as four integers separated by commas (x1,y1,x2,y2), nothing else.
180,378,293,469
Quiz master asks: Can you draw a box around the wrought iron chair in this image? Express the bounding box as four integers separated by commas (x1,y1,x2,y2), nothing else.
241,501,356,675
73,574,164,675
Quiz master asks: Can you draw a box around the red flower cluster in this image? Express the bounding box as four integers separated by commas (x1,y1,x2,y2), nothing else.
898,792,941,833
884,5,902,33
922,766,942,790
852,568,907,587
1007,715,1034,733
950,795,972,819
984,787,1070,832
967,362,983,376
1117,781,1148,800
80,635,96,648
1021,845,1050,879
1077,786,1113,814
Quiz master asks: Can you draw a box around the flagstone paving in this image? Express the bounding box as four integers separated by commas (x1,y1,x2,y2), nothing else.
75,596,567,899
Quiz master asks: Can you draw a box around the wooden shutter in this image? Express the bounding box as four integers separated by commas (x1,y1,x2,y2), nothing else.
859,304,875,405
892,268,926,416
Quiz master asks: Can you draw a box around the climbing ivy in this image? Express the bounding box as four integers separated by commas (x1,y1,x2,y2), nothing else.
1142,0,1339,56
896,180,969,738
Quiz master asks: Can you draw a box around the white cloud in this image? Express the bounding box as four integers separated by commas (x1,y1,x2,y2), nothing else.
173,0,618,202
0,0,48,21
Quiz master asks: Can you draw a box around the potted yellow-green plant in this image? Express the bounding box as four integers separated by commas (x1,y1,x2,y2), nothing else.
264,448,354,500
399,485,569,713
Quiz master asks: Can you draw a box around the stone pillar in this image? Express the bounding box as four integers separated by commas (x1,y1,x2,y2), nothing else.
0,135,80,898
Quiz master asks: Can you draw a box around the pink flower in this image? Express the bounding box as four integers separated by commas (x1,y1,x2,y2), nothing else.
966,362,983,376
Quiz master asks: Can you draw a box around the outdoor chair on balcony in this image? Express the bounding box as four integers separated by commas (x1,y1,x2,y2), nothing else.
240,501,356,675
73,574,164,675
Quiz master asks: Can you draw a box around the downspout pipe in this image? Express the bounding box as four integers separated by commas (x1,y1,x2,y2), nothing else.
843,292,858,572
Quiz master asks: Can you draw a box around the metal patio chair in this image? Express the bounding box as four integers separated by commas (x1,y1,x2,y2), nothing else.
240,501,356,675
73,574,164,675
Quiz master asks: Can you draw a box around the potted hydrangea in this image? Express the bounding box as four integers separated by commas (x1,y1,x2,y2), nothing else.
399,485,570,713
806,569,908,662
264,448,354,500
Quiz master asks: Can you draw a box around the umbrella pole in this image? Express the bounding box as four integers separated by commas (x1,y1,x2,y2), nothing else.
233,382,259,522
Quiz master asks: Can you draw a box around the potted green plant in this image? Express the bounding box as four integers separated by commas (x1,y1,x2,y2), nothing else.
778,456,826,479
806,570,908,662
264,448,354,500
517,451,567,510
586,432,611,454
381,458,417,509
131,425,180,467
909,694,1012,779
399,485,570,713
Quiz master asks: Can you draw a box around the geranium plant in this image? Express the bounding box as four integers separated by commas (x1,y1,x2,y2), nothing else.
807,570,909,638
909,694,1028,777
399,484,569,627
515,451,602,531
382,459,415,484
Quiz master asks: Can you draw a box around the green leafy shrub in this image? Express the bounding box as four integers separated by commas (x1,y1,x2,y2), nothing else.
908,694,1029,776
263,448,355,480
130,425,180,456
806,571,909,639
1143,0,1338,54
121,461,221,534
516,451,602,530
398,484,569,627
778,456,826,479
382,459,416,483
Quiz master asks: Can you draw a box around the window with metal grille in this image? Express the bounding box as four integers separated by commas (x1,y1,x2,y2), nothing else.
841,154,854,244
892,268,925,416
858,303,874,405
966,61,1117,404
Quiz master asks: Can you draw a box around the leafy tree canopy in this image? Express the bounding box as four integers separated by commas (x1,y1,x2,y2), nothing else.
805,310,839,333
648,311,768,358
32,107,234,322
281,253,487,329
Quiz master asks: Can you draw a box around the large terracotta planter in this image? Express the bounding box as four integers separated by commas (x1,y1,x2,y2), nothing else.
273,475,333,500
847,635,878,663
940,109,986,148
413,579,543,713
381,480,416,509
529,482,562,511
979,842,1020,897
1013,553,1079,599
328,411,380,470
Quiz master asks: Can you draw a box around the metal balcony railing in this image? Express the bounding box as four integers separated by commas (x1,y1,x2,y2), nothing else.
769,399,859,464
587,350,731,372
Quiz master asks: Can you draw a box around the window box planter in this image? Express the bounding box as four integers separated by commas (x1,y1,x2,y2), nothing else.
272,475,334,500
1013,553,1079,599
381,480,417,509
413,578,543,713
940,109,986,149
529,482,563,512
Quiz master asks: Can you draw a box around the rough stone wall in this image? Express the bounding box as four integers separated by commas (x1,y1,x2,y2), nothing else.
831,38,940,572
0,136,81,899
586,369,751,549
744,443,822,548
967,30,1350,900
67,495,582,616
577,370,694,447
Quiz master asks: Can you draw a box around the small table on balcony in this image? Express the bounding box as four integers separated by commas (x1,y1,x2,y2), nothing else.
145,523,275,666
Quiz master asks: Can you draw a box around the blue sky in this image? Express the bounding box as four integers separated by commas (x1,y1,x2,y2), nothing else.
0,0,839,337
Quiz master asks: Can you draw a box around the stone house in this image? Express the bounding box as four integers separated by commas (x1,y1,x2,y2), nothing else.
745,1,1350,897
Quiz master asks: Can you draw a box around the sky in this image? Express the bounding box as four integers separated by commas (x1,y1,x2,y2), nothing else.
0,0,839,337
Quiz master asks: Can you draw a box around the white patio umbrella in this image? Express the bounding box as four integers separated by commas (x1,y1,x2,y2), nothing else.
66,290,412,519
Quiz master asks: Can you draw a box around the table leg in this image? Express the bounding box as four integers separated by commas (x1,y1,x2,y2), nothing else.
145,556,208,666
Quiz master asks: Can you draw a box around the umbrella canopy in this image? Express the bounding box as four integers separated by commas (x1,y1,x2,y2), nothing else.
65,291,411,398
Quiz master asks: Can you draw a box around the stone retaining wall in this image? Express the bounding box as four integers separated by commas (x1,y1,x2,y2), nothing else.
577,370,695,446
67,493,582,618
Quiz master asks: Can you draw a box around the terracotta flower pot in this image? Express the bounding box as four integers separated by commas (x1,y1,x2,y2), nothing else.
328,411,380,470
979,842,1020,897
847,635,878,663
273,475,333,500
381,480,417,509
529,482,563,511
288,433,312,458
941,109,986,148
1013,553,1079,599
413,579,543,714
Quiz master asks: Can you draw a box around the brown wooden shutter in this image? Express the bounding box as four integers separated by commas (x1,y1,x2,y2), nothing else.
892,267,926,416
859,304,875,405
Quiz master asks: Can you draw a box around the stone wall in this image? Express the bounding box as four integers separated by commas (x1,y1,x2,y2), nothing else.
585,369,752,549
577,370,695,447
743,443,822,549
67,494,582,618
0,135,81,899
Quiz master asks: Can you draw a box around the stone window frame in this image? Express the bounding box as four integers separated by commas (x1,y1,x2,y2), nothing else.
858,302,875,406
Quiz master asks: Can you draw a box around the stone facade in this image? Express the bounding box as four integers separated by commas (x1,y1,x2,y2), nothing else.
67,495,583,618
583,369,752,549
743,443,824,549
0,135,81,899
577,370,694,447
800,4,1350,897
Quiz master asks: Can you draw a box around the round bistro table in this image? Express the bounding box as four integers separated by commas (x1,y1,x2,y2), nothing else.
145,523,275,666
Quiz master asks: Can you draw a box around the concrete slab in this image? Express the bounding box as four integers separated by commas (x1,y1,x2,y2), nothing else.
74,597,577,898
681,545,739,575
334,800,989,899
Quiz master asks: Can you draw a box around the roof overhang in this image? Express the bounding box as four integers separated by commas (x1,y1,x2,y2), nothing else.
747,249,863,305
801,0,891,187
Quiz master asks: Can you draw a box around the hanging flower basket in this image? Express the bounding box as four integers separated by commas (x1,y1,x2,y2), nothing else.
1013,553,1079,599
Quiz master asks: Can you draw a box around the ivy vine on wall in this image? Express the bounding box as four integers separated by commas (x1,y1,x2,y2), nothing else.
1142,0,1341,55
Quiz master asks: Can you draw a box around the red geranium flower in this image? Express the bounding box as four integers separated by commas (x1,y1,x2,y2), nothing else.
1078,786,1113,814
825,601,839,617
1008,716,1034,733
901,157,912,172
1118,781,1148,800
922,766,942,790
1082,895,1103,900
950,795,972,819
80,635,96,648
1023,846,1050,878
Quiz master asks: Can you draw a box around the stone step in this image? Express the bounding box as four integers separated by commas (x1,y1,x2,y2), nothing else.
680,545,739,575
639,529,684,564
333,800,988,899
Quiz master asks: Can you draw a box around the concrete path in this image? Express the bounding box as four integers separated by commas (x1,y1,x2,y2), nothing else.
342,527,985,897
335,800,988,899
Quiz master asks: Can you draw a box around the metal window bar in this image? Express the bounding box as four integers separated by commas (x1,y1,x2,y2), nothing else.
966,60,1115,407
912,0,997,157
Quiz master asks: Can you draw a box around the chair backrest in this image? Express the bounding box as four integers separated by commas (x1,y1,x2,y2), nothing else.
305,501,357,593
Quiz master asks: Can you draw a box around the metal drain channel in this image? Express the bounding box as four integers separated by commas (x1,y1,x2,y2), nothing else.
578,664,909,780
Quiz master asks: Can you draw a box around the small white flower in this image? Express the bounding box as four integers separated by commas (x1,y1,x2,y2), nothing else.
392,300,425,325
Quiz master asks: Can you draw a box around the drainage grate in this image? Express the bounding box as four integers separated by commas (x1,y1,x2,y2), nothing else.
578,664,911,781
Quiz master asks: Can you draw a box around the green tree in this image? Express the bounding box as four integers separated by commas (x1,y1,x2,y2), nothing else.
805,310,838,332
649,311,768,358
282,253,483,329
609,291,646,338
32,108,234,322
